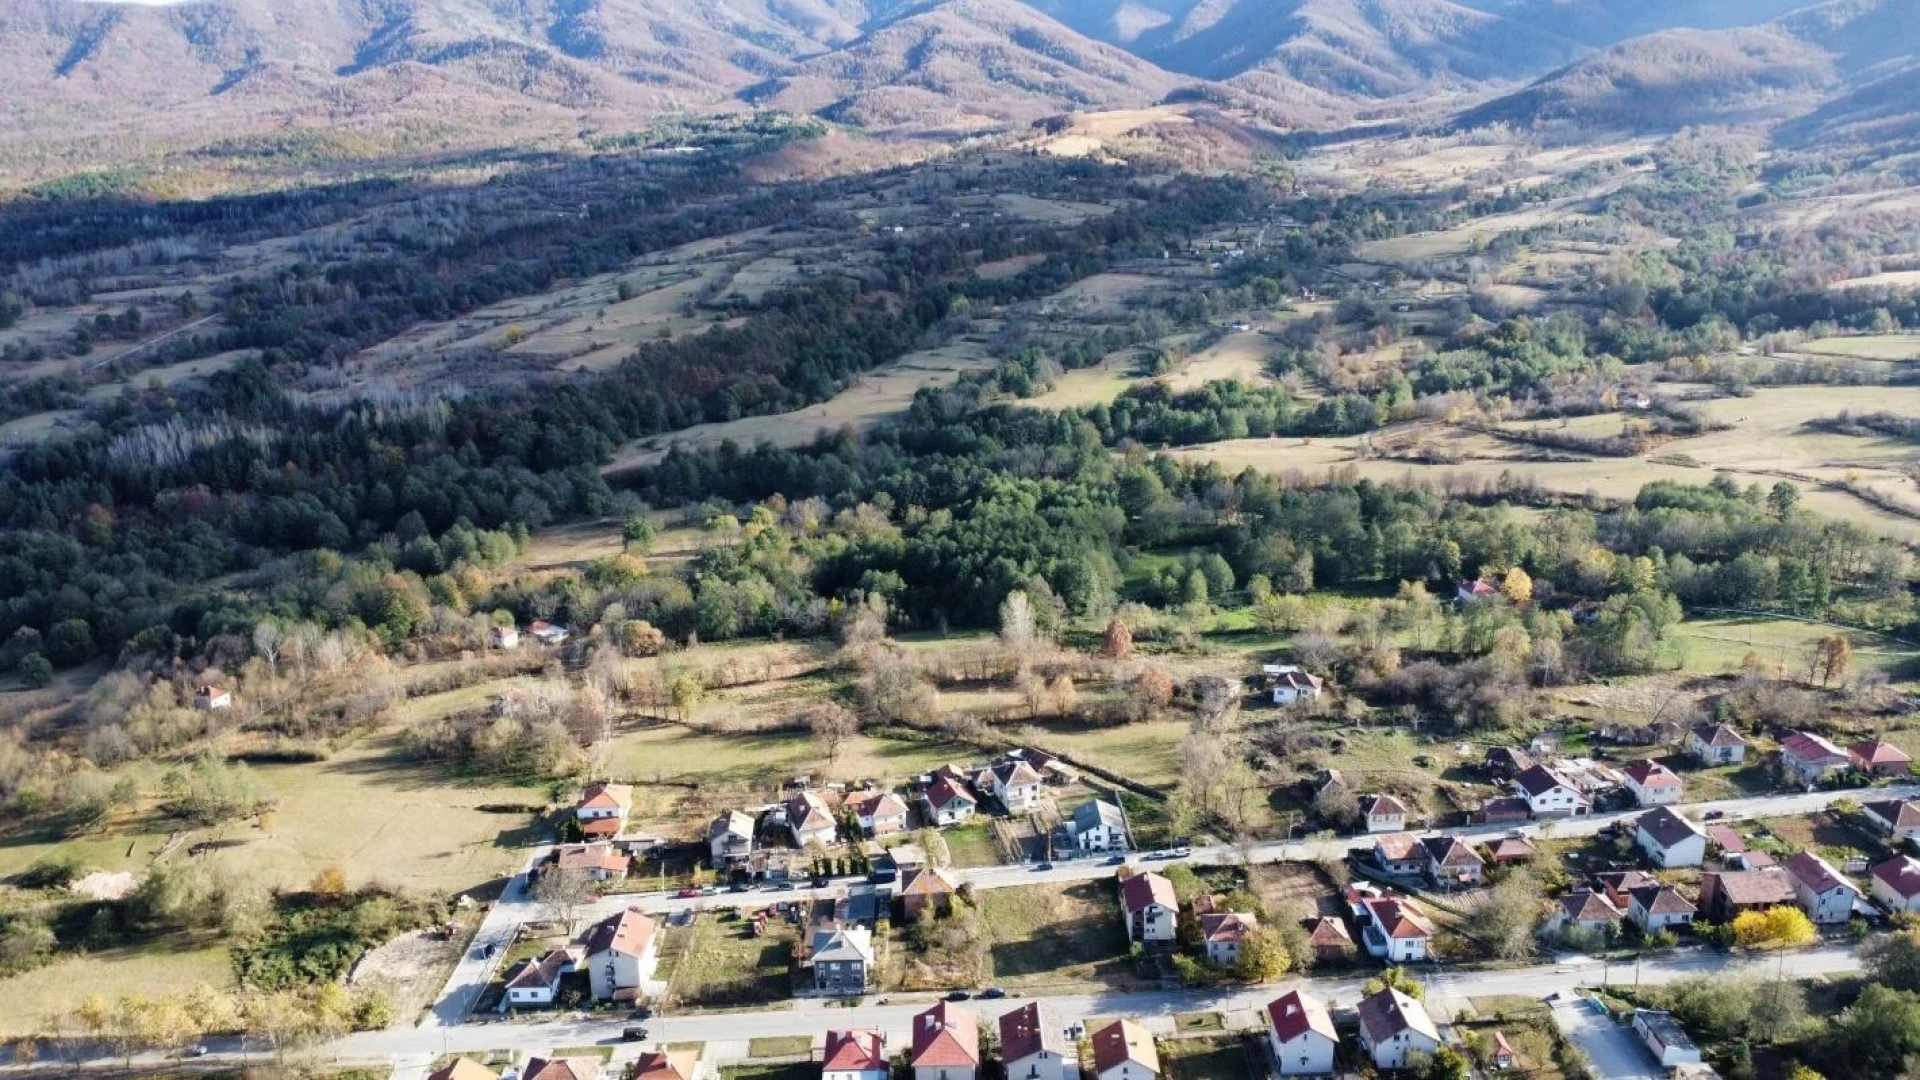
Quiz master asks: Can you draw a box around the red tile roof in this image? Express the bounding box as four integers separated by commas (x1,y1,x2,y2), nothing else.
1091,1019,1159,1076
576,782,632,810
1201,912,1257,945
1374,833,1421,860
1875,855,1920,899
1706,825,1746,853
822,1030,887,1073
427,1059,500,1080
910,1002,980,1068
581,907,655,959
1307,916,1352,948
1786,851,1857,897
1781,731,1848,764
634,1050,698,1080
999,1002,1067,1063
1267,990,1337,1044
924,776,976,810
1623,761,1681,787
1121,871,1177,914
556,842,629,875
523,1057,601,1080
1854,739,1912,767
1362,895,1432,939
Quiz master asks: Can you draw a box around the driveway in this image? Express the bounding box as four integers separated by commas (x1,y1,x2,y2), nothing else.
1550,997,1660,1080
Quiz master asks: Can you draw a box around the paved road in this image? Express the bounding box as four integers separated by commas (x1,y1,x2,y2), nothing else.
425,846,552,1028
1551,996,1661,1080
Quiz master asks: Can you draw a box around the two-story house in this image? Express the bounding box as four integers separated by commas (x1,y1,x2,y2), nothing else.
1513,765,1590,817
922,776,978,826
850,791,910,837
1266,990,1338,1076
1072,800,1129,852
1358,794,1409,833
787,790,840,849
1000,1002,1073,1080
1421,836,1485,887
1785,850,1862,925
574,782,633,839
985,760,1044,813
911,1002,980,1080
1349,890,1433,962
1622,761,1683,806
1635,806,1707,868
1864,799,1920,842
1357,987,1441,1069
1779,731,1851,786
707,810,756,870
1873,855,1920,914
1689,723,1748,765
808,924,874,995
1121,871,1178,944
580,906,658,1002
1091,1020,1159,1080
1200,912,1258,967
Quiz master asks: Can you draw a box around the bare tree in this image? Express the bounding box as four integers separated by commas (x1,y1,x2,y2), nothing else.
533,868,596,932
803,702,860,772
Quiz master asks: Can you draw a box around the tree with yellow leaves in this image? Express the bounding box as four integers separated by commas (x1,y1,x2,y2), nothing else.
1502,567,1533,605
1732,906,1816,950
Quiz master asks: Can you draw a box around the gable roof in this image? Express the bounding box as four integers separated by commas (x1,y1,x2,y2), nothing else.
1866,799,1920,828
1490,837,1536,861
1267,990,1337,1044
1121,871,1178,914
1073,799,1127,834
823,1030,887,1073
1629,885,1696,916
634,1050,699,1080
576,782,632,811
1623,761,1681,787
852,791,909,820
1200,911,1257,945
789,790,839,831
809,924,875,965
556,842,629,875
1853,739,1912,767
1781,730,1848,764
1514,764,1578,798
911,1002,980,1067
1422,835,1484,870
999,1001,1068,1063
992,760,1044,788
427,1059,500,1080
1692,723,1747,748
1595,869,1659,896
581,907,656,959
503,948,570,990
1636,806,1704,849
710,810,755,841
1091,1019,1159,1076
1705,868,1795,907
1874,855,1920,899
1307,916,1352,947
1786,850,1859,897
1362,895,1433,939
1706,825,1746,853
1360,794,1409,819
1358,987,1439,1045
1485,746,1536,771
1374,833,1421,860
899,866,959,899
924,775,977,810
523,1057,601,1080
1558,889,1623,923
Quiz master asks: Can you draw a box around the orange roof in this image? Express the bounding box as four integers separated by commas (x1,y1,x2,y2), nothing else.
555,842,629,875
427,1059,500,1080
577,782,633,810
1201,912,1257,944
900,866,959,899
910,1002,979,1067
523,1058,601,1080
1854,739,1912,766
581,907,656,959
634,1050,698,1080
1091,1019,1159,1076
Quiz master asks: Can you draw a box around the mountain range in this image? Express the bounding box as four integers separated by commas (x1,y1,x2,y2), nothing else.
0,0,1915,181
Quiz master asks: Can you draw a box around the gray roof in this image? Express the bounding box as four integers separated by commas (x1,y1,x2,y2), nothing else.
1072,799,1126,835
810,925,875,965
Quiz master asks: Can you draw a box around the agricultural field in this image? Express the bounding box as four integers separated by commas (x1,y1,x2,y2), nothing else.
974,880,1132,989
0,941,233,1038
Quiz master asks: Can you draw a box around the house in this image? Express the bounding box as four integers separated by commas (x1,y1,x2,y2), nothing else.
635,1050,714,1080
193,684,232,710
1513,765,1590,817
910,1002,980,1080
1456,578,1500,605
1622,761,1684,806
1785,850,1862,925
1000,1002,1073,1080
1633,1010,1702,1068
528,619,570,645
574,782,633,839
1316,769,1349,798
1350,891,1434,961
808,924,874,994
1071,800,1129,852
1549,890,1624,936
1635,807,1707,868
502,948,572,1009
1266,990,1339,1076
580,906,658,1002
1852,739,1913,777
523,1058,601,1080
1359,794,1410,834
1864,799,1920,842
1483,747,1536,779
1689,724,1748,765
1489,1032,1517,1071
555,842,630,882
1122,871,1179,943
489,624,520,650
985,760,1045,813
788,790,841,849
1474,796,1533,825
1779,731,1850,786
1596,870,1661,909
1265,664,1325,706
823,1031,890,1080
428,1058,500,1080
1373,833,1426,877
1488,837,1537,864
1305,916,1355,963
850,791,910,838
1872,855,1920,913
708,811,757,869
1200,912,1258,966
1627,886,1696,932
1356,987,1442,1069
1091,1020,1160,1080
1698,869,1797,922
1422,836,1485,887
898,867,960,923
922,777,978,826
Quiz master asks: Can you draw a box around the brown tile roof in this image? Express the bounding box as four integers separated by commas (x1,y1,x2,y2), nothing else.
1121,871,1178,914
992,760,1044,788
1595,870,1659,896
999,1002,1067,1063
822,1030,887,1073
1091,1019,1159,1076
1623,761,1681,787
789,790,840,832
634,1050,699,1080
523,1057,601,1080
581,907,655,959
555,843,629,875
899,866,959,899
1781,730,1848,765
1706,825,1746,853
1490,837,1537,862
910,1002,979,1068
503,948,571,990
427,1059,500,1080
1558,889,1623,923
1786,851,1858,897
1629,885,1696,916
1636,806,1704,849
1854,739,1912,767
1422,835,1484,870
852,791,909,820
924,775,976,810
1360,794,1409,819
1200,912,1257,945
1267,990,1337,1044
576,783,632,811
1374,833,1421,860
1692,723,1747,748
1874,855,1920,899
1515,764,1577,797
1306,916,1352,947
1358,987,1438,1045
1706,868,1795,907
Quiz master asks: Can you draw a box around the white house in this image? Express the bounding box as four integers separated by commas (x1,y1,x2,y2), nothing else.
1350,891,1433,962
707,810,755,869
1548,889,1623,936
489,624,520,650
528,619,570,645
910,1002,980,1080
1633,1010,1702,1068
922,776,978,826
1873,856,1920,914
787,790,840,848
850,791,910,837
1091,1020,1159,1080
193,684,232,710
1264,664,1324,706
1622,761,1683,806
1456,579,1499,605
1422,836,1484,887
1779,731,1850,786
1266,990,1338,1076
1689,724,1748,765
1785,850,1862,925
1373,833,1426,877
999,1002,1073,1080
1864,799,1920,842
1357,987,1441,1069
581,907,658,1002
1635,806,1707,868
822,1031,889,1080
1200,912,1257,966
502,948,571,1009
1627,885,1696,932
1513,765,1590,817
1072,800,1129,852
1122,871,1178,943
985,760,1044,813
635,1049,715,1080
574,782,633,839
1358,794,1409,833
555,842,630,882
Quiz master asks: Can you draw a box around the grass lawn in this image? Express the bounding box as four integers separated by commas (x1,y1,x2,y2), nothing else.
747,1036,813,1058
1468,995,1551,1021
977,880,1131,989
1174,1011,1226,1032
1158,1034,1258,1080
1669,616,1919,680
942,823,1003,868
1677,761,1775,801
605,725,967,803
722,1065,814,1080
551,1046,615,1060
0,939,233,1037
1022,721,1187,788
662,912,794,1007
1748,814,1869,862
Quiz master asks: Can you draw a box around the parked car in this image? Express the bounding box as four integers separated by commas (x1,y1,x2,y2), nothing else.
1031,861,1054,872
674,888,702,898
1106,854,1127,865
189,1045,210,1057
945,990,971,1001
1171,846,1191,857
979,987,1007,999
623,1026,649,1041
1703,809,1727,820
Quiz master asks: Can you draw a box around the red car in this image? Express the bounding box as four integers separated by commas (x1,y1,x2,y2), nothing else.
674,888,702,898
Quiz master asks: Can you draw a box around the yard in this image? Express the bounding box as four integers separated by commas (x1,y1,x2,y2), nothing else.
941,823,1004,868
976,880,1133,990
659,911,795,1007
1157,1034,1260,1080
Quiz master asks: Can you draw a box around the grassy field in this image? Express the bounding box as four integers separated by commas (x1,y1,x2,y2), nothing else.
1013,721,1187,788
976,880,1131,989
661,912,795,1007
0,940,233,1037
722,1064,813,1080
1158,1034,1259,1080
1800,334,1920,360
941,823,1004,868
746,1036,813,1058
1668,616,1919,680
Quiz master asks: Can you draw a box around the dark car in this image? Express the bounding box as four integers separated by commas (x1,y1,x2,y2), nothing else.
629,1007,653,1020
1031,861,1054,872
945,990,971,1001
623,1026,649,1041
1703,809,1727,820
978,987,1007,999
1106,854,1127,865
